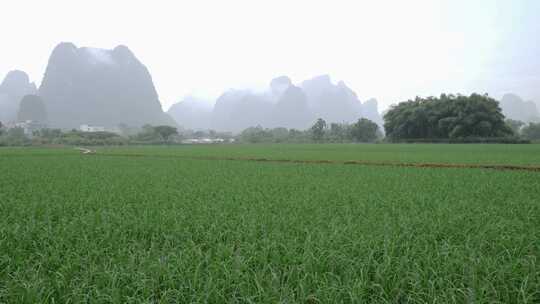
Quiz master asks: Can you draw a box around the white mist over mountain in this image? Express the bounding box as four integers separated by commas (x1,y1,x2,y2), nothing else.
84,48,115,65
1,0,539,112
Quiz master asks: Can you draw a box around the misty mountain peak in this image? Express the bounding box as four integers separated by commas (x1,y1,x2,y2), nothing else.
307,74,332,86
82,47,116,65
270,76,292,99
501,93,524,104
337,81,359,99
51,42,78,54
181,74,383,132
300,75,334,99
1,70,32,91
0,70,37,123
112,45,138,65
500,93,540,122
270,76,292,88
38,42,176,128
314,74,331,82
362,98,383,125
47,43,139,71
363,98,379,107
174,96,213,110
49,42,78,62
167,96,213,130
113,45,134,56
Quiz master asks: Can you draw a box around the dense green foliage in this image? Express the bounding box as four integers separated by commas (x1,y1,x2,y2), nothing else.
0,127,29,146
384,94,513,140
153,125,179,141
57,130,127,145
0,128,127,146
350,118,379,142
133,125,179,142
310,118,327,141
506,119,525,135
0,125,182,146
238,118,380,143
0,146,538,303
522,122,540,141
238,126,305,143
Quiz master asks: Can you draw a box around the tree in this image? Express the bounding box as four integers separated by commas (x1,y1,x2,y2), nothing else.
239,126,272,143
310,118,327,141
33,128,62,139
329,123,352,141
384,94,513,140
4,127,29,145
133,125,159,141
522,123,540,141
118,123,139,136
350,118,379,142
269,127,290,143
505,119,525,136
153,125,178,142
288,128,309,142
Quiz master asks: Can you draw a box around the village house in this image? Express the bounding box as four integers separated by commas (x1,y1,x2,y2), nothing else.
79,124,106,132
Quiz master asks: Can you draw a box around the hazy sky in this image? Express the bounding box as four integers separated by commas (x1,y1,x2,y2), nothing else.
1,0,539,111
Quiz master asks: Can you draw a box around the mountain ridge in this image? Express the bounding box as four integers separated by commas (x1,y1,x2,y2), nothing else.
168,75,383,132
38,42,176,128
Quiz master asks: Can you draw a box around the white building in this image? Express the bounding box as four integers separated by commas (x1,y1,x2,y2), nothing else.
181,138,228,144
80,124,106,132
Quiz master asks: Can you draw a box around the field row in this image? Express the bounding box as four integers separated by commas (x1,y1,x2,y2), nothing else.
99,143,540,166
3,144,540,166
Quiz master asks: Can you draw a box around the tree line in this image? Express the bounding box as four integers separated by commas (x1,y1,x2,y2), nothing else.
238,118,381,143
504,119,540,141
0,117,381,146
2,92,540,145
0,125,182,146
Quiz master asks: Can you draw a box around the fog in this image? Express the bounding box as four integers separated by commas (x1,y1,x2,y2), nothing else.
1,0,540,130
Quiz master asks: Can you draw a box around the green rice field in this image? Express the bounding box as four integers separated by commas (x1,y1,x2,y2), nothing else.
1,144,539,303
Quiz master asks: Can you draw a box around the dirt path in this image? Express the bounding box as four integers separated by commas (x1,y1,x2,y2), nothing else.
75,147,96,154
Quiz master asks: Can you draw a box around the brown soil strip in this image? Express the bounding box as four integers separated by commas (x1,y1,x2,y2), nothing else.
92,152,540,172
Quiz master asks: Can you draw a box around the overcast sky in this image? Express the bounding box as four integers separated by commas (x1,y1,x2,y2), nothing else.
1,0,539,111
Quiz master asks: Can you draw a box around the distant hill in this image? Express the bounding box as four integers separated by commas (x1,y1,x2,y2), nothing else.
500,93,540,123
167,96,212,130
168,75,383,133
17,95,47,123
212,90,273,132
362,98,383,126
0,70,37,123
300,75,362,123
271,84,312,129
38,42,176,128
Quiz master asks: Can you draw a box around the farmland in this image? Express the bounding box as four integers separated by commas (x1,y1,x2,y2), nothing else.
1,144,539,303
99,143,540,165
